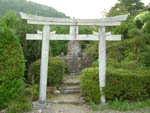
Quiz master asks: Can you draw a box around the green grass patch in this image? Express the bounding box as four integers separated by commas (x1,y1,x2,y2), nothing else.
102,99,150,112
89,99,150,112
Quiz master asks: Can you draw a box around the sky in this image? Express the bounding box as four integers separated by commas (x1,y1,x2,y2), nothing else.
28,0,150,19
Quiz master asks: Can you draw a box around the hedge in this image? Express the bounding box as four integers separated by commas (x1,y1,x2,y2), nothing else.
80,67,150,104
80,67,100,104
0,26,25,108
29,57,66,88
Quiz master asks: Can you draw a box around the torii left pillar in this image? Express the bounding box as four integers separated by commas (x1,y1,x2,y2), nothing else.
32,25,50,109
39,25,50,104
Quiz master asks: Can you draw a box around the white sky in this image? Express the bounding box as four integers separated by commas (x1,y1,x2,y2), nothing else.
28,0,150,19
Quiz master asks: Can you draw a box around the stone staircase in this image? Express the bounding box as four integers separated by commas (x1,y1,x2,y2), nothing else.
49,75,84,105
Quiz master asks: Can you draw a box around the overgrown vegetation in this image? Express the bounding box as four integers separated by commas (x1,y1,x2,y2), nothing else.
90,99,150,112
0,13,31,112
29,57,66,88
80,67,100,104
81,67,150,104
106,99,150,111
81,0,150,109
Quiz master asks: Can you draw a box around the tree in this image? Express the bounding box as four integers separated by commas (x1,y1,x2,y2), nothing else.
0,13,25,108
134,11,150,33
107,0,144,17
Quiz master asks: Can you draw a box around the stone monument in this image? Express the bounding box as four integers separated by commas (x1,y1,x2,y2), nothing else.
62,40,90,75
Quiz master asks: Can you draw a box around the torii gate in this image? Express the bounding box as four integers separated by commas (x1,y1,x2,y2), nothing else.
20,12,127,106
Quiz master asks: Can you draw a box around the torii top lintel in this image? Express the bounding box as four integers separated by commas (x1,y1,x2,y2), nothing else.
20,12,128,26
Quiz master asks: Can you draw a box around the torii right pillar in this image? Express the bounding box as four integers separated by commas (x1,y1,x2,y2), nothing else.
99,26,106,104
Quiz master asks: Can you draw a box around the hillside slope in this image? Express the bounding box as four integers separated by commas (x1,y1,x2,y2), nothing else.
0,0,68,18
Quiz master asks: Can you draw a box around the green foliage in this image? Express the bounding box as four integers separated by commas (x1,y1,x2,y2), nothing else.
107,0,144,17
105,67,150,101
25,84,39,101
0,11,42,81
134,11,150,33
0,0,69,77
80,67,101,104
112,19,136,39
16,19,41,65
29,57,66,88
7,96,32,113
89,101,100,111
107,2,128,17
104,99,150,111
84,42,98,61
0,11,19,28
50,26,69,56
81,67,150,104
85,27,150,68
50,40,68,56
82,9,150,106
0,20,25,108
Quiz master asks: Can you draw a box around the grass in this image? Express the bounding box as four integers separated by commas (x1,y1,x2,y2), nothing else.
107,99,150,111
89,99,150,112
89,101,100,111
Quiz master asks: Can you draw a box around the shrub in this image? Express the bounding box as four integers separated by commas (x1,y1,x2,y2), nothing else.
0,25,25,108
25,84,39,101
105,67,150,101
29,57,66,88
80,67,101,104
80,67,150,104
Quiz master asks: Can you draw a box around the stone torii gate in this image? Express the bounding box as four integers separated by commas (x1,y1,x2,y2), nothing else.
20,12,127,106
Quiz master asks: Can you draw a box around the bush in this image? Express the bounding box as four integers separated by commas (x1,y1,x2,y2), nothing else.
105,67,150,101
80,67,150,104
29,57,66,87
25,84,39,101
80,67,101,104
0,25,25,108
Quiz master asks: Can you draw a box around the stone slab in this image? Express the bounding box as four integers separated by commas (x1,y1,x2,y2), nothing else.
49,94,84,105
32,102,50,110
61,89,80,94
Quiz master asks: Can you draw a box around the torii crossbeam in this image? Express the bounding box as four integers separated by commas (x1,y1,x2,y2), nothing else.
20,12,127,106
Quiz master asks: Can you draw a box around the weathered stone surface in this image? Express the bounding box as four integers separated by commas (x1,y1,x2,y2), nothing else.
62,52,91,75
59,85,80,90
33,102,50,110
67,40,81,56
49,94,84,105
62,75,80,85
47,87,57,94
60,32,91,75
61,89,80,94
54,90,61,95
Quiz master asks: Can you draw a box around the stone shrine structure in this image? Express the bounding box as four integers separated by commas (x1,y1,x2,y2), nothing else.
67,40,81,56
62,40,90,75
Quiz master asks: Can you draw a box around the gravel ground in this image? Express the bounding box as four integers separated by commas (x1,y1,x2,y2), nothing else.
27,104,150,113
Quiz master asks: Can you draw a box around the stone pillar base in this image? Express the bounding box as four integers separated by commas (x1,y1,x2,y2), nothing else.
33,102,50,110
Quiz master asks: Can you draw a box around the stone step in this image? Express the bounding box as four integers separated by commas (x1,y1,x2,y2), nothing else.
62,75,80,85
61,89,80,94
50,101,84,105
49,94,84,105
62,81,80,85
60,85,80,90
